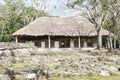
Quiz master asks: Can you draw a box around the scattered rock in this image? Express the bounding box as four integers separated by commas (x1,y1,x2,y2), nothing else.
5,69,15,80
0,42,120,78
3,50,12,57
17,48,30,57
28,48,37,55
0,74,10,80
22,65,33,73
14,57,24,63
54,65,60,69
107,66,118,71
15,75,26,80
26,73,37,80
99,70,110,76
60,72,71,78
98,56,110,62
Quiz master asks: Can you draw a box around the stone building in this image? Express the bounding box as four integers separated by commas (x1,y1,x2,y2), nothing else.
13,16,109,48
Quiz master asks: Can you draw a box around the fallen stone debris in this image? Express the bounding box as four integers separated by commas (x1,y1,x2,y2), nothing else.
0,42,120,80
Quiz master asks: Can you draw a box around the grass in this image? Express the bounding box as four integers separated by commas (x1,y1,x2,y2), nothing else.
49,76,120,80
8,63,26,70
5,62,39,70
15,76,120,80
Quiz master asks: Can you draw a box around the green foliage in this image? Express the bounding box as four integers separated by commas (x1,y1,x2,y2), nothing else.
0,0,49,42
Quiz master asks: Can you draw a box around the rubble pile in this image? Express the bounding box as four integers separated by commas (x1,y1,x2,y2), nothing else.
0,42,120,80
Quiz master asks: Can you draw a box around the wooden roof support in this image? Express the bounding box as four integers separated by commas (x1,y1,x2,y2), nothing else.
15,36,18,43
48,35,51,48
78,36,81,49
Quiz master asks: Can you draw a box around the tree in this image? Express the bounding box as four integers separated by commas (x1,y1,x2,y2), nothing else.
0,0,26,41
103,0,120,51
108,0,120,49
0,0,49,42
67,0,109,49
0,4,9,41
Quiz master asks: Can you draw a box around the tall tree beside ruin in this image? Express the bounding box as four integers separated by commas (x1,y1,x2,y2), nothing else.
103,0,120,51
67,0,109,49
108,0,120,49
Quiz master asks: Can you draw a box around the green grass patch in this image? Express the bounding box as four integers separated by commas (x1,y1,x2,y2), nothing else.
8,63,26,70
49,76,120,80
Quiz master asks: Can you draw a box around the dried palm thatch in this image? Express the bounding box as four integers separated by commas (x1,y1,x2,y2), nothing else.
13,16,109,37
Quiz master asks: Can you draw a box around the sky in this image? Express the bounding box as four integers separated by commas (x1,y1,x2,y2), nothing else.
44,0,80,17
0,0,80,17
0,0,4,4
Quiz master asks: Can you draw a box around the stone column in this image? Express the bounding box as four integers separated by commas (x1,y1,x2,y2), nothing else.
54,41,59,48
15,36,18,43
83,41,87,48
78,36,81,48
107,38,110,49
106,41,107,48
93,43,97,48
41,41,45,48
70,39,74,48
48,36,51,48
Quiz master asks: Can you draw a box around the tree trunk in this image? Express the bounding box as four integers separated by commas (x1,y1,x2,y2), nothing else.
97,27,102,50
108,26,113,52
109,37,113,51
114,35,117,49
108,39,110,48
0,24,5,41
119,40,120,48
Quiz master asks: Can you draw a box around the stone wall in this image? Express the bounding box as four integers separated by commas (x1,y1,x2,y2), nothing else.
0,42,37,57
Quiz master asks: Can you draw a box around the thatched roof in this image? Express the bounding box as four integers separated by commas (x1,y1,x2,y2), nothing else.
13,16,109,37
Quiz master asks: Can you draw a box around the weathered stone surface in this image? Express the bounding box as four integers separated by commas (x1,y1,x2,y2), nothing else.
0,74,10,80
15,75,26,80
0,68,7,74
0,42,33,50
16,48,30,57
3,50,12,57
26,73,37,79
28,48,37,55
60,72,71,78
14,57,24,63
0,43,36,58
0,51,2,55
0,42,120,78
0,58,13,66
22,65,33,72
99,70,110,76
